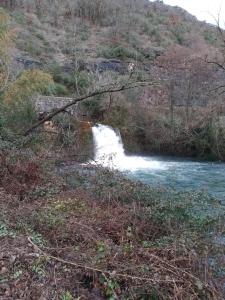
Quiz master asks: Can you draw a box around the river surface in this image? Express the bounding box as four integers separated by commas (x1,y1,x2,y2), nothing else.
92,124,225,200
128,156,225,200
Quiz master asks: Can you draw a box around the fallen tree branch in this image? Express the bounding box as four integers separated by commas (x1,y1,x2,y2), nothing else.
24,81,156,136
27,236,184,284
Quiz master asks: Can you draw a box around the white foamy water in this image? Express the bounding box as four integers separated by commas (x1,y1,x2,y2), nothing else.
92,124,165,171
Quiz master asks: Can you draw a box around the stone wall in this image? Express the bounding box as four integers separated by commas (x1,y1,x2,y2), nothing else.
34,96,81,117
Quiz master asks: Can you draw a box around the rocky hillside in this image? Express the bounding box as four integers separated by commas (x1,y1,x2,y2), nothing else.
8,1,221,73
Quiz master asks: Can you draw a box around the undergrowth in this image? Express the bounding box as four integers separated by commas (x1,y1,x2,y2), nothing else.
0,158,224,299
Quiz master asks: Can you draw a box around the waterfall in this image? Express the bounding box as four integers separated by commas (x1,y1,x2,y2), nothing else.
92,124,125,167
92,124,164,171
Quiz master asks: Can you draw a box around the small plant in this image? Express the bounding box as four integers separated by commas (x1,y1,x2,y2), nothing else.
13,270,23,279
0,223,16,238
31,185,60,199
32,256,48,279
32,264,46,278
61,291,73,300
123,242,134,254
35,32,45,41
99,275,120,300
30,231,46,247
96,241,107,260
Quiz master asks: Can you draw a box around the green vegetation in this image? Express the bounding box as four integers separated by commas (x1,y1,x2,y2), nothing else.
1,69,54,133
203,30,219,45
99,45,143,60
0,2,225,299
4,69,54,104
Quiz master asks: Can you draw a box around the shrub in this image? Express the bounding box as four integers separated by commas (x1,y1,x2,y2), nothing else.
4,69,54,104
99,45,143,60
24,39,42,56
11,10,26,25
3,69,54,133
48,62,63,82
203,30,217,45
49,62,91,93
0,150,41,199
4,98,37,133
53,83,69,96
82,94,103,117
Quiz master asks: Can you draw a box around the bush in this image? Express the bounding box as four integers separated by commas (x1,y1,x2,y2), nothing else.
99,45,143,60
4,69,54,104
4,98,37,133
203,30,217,45
49,62,91,93
82,94,103,117
3,69,54,133
24,39,42,56
0,150,41,199
53,83,69,96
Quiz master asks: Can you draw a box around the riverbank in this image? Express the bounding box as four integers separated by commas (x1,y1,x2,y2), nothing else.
0,150,225,299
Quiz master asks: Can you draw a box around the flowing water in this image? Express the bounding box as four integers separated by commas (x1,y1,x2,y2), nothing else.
92,124,225,200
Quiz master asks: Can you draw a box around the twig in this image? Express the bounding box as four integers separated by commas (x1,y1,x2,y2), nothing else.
149,254,201,283
205,58,225,72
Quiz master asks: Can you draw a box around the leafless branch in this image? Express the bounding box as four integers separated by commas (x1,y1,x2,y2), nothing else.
208,84,225,93
24,81,156,136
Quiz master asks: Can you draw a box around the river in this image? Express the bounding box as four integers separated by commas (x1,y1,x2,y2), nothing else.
92,124,225,200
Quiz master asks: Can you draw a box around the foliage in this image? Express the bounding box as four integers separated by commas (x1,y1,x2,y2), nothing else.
0,2,224,298
4,69,54,104
0,9,11,56
53,83,69,96
0,223,16,238
24,39,42,56
203,30,218,45
3,97,37,133
49,62,91,94
82,95,103,117
99,45,143,60
60,291,73,300
2,69,54,132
